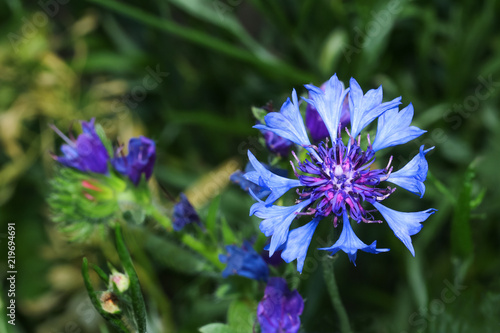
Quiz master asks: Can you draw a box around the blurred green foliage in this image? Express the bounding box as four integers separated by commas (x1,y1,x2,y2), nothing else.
1,0,500,332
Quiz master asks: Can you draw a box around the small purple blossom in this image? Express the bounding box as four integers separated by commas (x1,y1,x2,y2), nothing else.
52,118,109,174
257,277,304,333
111,136,156,186
219,241,269,281
246,74,437,271
172,193,201,231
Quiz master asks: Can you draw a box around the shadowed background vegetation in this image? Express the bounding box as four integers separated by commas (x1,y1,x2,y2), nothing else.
1,0,500,332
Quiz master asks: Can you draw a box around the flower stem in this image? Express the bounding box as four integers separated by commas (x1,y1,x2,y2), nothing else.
150,205,173,231
322,256,352,333
150,204,223,270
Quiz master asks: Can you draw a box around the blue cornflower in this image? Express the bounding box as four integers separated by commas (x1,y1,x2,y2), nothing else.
172,193,202,231
257,277,303,333
219,241,269,281
51,118,109,174
112,136,156,186
247,74,437,272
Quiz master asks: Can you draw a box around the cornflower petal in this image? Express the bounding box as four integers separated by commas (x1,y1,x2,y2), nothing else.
373,202,437,256
387,145,434,198
254,89,310,147
318,211,389,265
303,74,349,141
245,151,302,205
250,199,313,256
372,103,426,151
348,78,402,138
281,217,321,273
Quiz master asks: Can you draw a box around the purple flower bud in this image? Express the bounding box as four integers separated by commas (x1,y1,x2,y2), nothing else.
257,277,304,333
172,193,201,231
52,118,109,174
260,125,293,156
261,249,283,267
112,136,156,186
219,241,269,281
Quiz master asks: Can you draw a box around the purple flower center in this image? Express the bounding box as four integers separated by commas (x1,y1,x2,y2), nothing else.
292,131,395,225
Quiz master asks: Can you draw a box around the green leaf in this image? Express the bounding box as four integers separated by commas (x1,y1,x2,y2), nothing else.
227,300,257,333
221,216,237,245
199,323,234,333
166,0,274,61
115,225,147,333
92,264,109,283
470,187,486,209
451,164,475,259
251,106,268,123
319,29,348,75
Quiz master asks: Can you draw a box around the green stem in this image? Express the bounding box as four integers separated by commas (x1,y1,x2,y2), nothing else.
322,257,352,333
150,204,223,270
181,233,224,270
150,205,173,231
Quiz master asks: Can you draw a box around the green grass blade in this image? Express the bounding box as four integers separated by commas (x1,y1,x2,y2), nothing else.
87,0,315,83
115,225,148,333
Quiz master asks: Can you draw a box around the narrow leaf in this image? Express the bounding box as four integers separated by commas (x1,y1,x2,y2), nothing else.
115,225,147,333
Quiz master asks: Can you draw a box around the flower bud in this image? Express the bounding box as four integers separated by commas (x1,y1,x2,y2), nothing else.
109,272,130,293
99,291,121,314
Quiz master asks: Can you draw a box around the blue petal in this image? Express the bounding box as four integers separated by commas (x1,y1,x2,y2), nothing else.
250,199,313,256
303,74,349,141
373,202,436,256
348,78,402,138
254,89,310,147
245,151,302,205
281,217,320,273
387,145,434,198
318,211,389,265
372,103,426,151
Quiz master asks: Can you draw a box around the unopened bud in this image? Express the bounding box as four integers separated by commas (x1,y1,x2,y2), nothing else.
109,272,130,293
100,291,120,314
